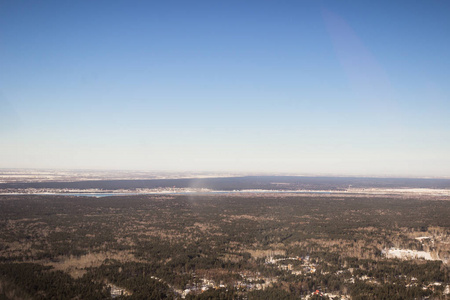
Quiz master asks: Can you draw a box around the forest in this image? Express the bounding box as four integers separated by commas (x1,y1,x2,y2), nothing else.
1,193,449,299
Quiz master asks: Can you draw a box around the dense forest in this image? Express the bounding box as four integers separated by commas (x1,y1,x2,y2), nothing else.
1,193,449,299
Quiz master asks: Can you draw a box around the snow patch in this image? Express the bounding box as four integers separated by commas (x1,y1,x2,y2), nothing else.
383,248,436,261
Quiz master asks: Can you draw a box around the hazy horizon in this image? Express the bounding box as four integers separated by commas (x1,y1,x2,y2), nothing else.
1,168,450,181
1,1,449,177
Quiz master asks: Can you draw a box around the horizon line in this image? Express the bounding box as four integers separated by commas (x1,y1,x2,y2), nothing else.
1,167,449,180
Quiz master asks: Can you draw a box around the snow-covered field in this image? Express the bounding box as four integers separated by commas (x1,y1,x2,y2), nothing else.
0,169,241,183
1,187,450,199
348,188,450,197
383,248,436,261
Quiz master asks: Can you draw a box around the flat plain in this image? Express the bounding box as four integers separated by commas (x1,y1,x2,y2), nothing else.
1,176,450,299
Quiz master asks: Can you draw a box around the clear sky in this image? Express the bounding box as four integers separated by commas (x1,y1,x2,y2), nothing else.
1,0,449,177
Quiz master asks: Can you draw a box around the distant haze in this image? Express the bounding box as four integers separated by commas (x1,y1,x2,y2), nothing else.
1,1,449,177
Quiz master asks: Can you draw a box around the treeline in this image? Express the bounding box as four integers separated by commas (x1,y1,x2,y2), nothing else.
0,263,109,299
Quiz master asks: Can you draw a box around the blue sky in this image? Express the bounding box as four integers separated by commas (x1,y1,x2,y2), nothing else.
1,0,449,177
